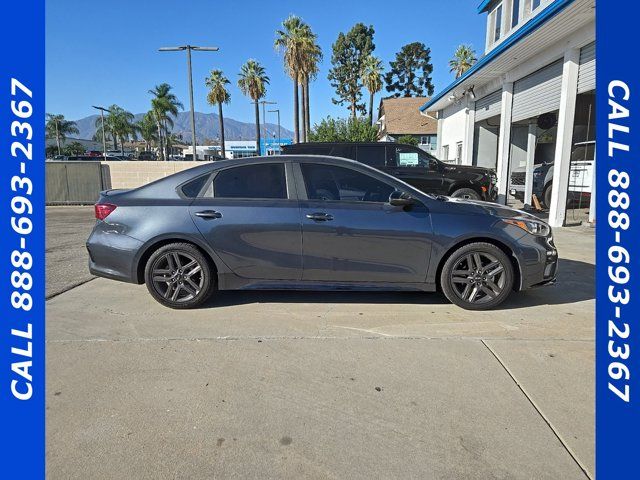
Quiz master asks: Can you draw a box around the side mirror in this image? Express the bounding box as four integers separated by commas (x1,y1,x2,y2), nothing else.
389,190,415,207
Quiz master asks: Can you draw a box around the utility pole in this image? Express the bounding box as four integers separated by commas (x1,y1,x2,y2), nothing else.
268,109,281,152
159,45,219,161
92,105,109,160
259,100,276,155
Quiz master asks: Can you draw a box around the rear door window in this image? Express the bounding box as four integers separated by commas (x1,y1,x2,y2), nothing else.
356,145,387,167
213,163,287,199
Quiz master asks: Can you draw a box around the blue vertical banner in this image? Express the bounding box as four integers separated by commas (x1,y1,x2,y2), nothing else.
0,0,45,477
596,1,639,478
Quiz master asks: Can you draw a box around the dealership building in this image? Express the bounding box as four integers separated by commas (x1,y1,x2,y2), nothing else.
421,0,594,227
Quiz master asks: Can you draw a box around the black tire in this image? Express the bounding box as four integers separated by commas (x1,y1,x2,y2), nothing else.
440,242,514,310
450,188,481,200
542,184,552,209
144,242,215,309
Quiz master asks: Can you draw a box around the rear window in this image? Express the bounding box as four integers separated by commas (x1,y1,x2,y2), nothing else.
213,163,287,199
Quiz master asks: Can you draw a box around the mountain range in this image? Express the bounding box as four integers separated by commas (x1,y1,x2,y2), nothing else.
73,111,294,143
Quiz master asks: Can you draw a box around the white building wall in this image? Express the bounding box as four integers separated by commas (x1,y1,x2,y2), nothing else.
438,102,467,163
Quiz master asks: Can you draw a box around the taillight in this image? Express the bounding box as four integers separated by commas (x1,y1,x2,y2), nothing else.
95,203,117,220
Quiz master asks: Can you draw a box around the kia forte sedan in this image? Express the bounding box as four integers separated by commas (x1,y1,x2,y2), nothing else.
86,156,558,310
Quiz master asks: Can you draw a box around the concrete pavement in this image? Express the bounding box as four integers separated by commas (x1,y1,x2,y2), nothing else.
46,207,594,479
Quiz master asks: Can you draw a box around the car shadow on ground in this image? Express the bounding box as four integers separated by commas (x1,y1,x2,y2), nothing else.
200,258,594,310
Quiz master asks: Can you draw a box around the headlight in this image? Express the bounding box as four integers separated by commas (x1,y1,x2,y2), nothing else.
503,217,551,236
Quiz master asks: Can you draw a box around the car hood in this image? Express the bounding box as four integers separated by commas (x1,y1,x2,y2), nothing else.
442,164,492,177
438,196,544,221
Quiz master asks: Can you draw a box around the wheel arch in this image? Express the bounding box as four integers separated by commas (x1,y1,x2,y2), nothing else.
447,182,483,197
435,236,523,292
132,234,222,284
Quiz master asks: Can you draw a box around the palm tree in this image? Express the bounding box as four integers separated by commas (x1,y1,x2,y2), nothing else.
300,29,322,142
205,69,231,159
105,105,137,155
238,60,270,154
275,15,307,144
361,55,384,125
136,112,158,152
46,114,79,155
449,45,477,78
149,83,183,160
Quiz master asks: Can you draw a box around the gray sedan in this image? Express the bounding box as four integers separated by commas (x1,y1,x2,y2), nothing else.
86,155,558,310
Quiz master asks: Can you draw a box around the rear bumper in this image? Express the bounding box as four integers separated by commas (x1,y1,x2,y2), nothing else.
86,222,143,283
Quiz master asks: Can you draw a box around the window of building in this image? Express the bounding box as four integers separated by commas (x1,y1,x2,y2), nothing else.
213,163,287,199
531,0,541,11
442,145,450,161
511,0,520,27
300,163,395,203
493,4,503,42
420,136,428,145
456,142,463,163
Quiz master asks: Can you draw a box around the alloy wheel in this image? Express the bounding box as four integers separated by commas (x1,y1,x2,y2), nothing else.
150,251,204,303
450,252,506,305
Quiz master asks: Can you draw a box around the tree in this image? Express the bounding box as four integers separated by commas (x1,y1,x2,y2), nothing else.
275,15,322,143
360,55,384,125
238,60,270,154
327,23,375,118
308,116,378,142
45,114,79,155
62,141,86,156
135,112,158,151
205,69,231,158
449,44,477,78
149,83,183,161
384,42,435,98
396,135,418,146
104,105,137,155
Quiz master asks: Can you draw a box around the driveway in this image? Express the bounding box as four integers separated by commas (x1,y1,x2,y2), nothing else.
46,207,594,479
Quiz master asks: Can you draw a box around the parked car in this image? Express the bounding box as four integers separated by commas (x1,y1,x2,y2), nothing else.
282,142,497,201
510,141,594,208
138,151,157,161
87,156,557,311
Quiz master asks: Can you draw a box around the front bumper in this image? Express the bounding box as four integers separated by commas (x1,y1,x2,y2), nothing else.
518,233,558,290
86,222,143,283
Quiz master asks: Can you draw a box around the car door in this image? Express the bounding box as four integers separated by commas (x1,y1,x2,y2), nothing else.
189,161,302,280
385,145,445,194
295,160,433,283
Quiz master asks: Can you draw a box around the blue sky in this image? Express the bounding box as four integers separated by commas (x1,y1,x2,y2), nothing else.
46,0,485,129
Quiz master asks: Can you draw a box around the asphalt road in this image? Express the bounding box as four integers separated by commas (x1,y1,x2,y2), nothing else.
46,207,595,479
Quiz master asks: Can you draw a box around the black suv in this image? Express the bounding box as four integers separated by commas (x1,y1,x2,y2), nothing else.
282,142,497,201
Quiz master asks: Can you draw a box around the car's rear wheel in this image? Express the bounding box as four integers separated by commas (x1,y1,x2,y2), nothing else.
144,242,214,309
440,242,514,310
450,188,480,200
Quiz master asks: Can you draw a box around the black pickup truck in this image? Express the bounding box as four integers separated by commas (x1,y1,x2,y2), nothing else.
282,142,497,201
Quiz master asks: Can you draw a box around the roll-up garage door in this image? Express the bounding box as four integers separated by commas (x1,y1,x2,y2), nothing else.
577,42,595,93
511,59,563,122
475,90,501,121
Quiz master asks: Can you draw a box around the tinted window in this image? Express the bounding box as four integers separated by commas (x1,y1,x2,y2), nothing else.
301,163,395,203
394,146,435,169
213,163,287,199
356,145,386,166
181,174,210,198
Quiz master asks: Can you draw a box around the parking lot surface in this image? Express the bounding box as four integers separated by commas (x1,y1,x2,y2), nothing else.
46,207,594,479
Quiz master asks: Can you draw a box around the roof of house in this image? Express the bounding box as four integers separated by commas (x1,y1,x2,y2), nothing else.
379,97,437,135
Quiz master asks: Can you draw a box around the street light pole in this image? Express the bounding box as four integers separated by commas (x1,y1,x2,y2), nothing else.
92,105,109,160
159,45,219,161
268,109,281,152
259,100,276,155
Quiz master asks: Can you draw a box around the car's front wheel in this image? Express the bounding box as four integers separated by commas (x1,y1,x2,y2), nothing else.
440,242,514,310
450,187,480,200
144,242,214,309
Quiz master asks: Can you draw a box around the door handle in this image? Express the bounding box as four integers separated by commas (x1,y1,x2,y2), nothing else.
195,210,222,219
306,212,333,221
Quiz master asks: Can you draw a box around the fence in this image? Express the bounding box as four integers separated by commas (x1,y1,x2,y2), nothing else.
45,161,204,205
